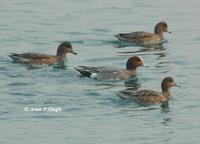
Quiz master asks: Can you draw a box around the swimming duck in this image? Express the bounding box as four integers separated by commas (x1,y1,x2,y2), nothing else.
118,77,178,104
9,41,77,65
75,56,146,80
115,22,171,45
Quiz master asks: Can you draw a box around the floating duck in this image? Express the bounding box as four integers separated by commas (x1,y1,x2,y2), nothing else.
115,22,171,45
9,41,77,65
75,56,146,80
118,77,179,104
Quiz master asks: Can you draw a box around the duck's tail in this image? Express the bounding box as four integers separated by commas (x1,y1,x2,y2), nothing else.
8,53,29,63
114,34,121,40
114,34,126,41
74,67,92,77
8,53,20,60
117,90,133,99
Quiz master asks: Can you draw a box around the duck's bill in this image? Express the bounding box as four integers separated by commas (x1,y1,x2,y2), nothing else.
174,83,181,87
70,51,77,55
142,64,149,68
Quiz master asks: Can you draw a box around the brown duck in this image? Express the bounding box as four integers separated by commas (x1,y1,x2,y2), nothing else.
9,41,77,65
115,22,171,45
118,77,179,104
75,56,146,80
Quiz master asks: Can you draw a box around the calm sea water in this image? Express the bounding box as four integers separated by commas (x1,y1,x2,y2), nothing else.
1,0,200,144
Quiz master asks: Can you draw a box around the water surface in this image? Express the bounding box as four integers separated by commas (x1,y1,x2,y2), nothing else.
0,0,200,144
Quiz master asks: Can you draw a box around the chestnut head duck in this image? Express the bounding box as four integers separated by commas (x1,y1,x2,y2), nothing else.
118,76,179,104
75,56,146,80
115,22,171,45
9,41,77,65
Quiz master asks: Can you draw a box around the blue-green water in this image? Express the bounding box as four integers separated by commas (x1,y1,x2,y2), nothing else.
1,0,200,144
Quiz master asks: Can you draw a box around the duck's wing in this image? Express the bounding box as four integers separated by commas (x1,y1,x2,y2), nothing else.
9,53,51,59
94,68,121,80
75,66,121,80
119,89,166,104
115,31,154,42
9,52,52,63
119,89,160,98
74,66,106,77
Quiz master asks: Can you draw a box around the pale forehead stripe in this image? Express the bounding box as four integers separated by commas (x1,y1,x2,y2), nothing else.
137,56,144,63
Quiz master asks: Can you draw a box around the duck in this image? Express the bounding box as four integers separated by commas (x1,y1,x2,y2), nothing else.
8,41,77,65
115,22,171,45
118,77,179,104
75,56,146,80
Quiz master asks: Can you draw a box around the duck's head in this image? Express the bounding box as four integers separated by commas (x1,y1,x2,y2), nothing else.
154,22,171,35
161,76,179,92
56,41,77,57
126,56,145,70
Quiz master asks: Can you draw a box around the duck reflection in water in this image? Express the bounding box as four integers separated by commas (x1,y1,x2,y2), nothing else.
113,39,166,49
124,77,141,90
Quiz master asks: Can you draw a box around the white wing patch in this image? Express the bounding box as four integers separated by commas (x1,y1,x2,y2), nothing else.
90,73,98,78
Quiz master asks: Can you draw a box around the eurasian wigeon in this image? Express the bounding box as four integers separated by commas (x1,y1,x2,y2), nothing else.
9,41,77,65
118,76,179,104
115,22,171,45
75,56,146,80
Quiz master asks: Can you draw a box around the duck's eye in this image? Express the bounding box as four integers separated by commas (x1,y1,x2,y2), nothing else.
136,59,141,62
163,24,167,27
